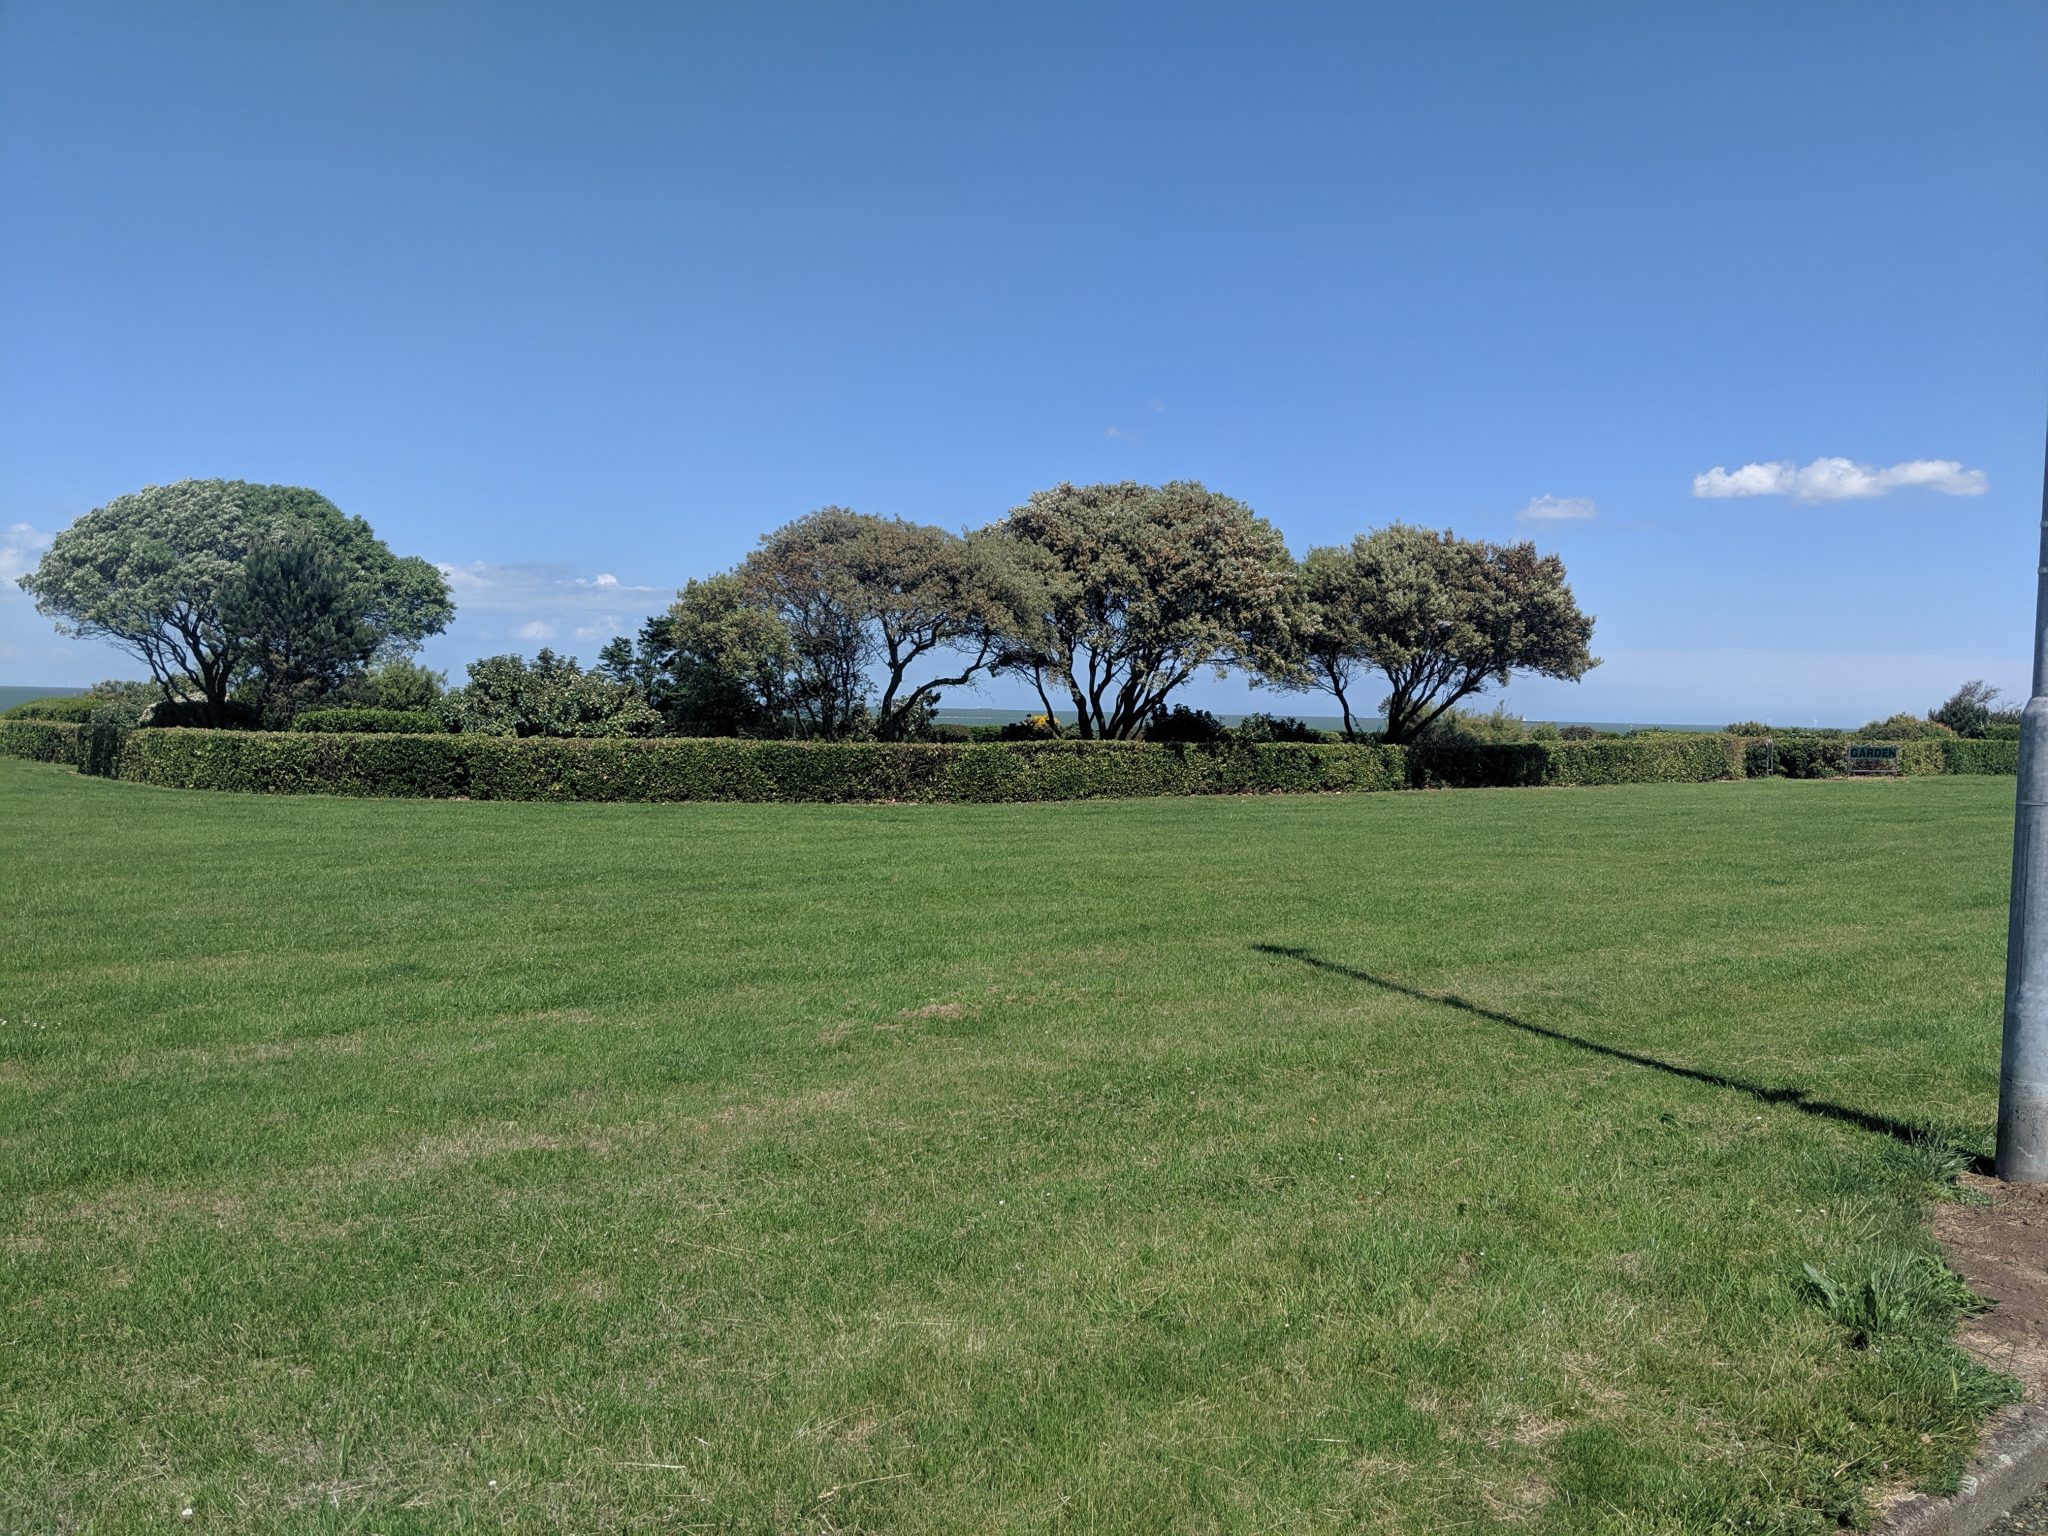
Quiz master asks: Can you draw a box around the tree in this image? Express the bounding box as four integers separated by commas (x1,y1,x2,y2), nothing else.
221,531,378,724
1929,680,2001,739
18,479,452,725
987,481,1295,739
1276,524,1596,744
738,508,1026,741
662,574,802,735
439,649,661,737
597,615,685,716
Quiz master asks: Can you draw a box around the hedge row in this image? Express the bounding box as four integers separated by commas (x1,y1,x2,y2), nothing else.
0,695,97,722
291,707,447,734
1411,733,1740,789
0,724,2020,803
99,731,1411,803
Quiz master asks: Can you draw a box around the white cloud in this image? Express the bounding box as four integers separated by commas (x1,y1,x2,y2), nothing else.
1692,457,1988,502
1516,495,1597,525
572,615,626,643
434,560,664,614
515,620,557,642
1104,425,1137,442
1,522,55,593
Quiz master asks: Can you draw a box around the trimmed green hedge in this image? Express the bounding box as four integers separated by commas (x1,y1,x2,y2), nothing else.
0,726,2020,803
1409,733,1738,789
105,732,1411,803
0,719,85,763
1942,738,2020,775
1,695,96,722
291,708,446,735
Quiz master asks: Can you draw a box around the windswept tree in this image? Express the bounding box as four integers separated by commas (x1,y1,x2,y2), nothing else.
18,479,451,725
1928,680,2004,739
740,508,1026,740
1276,524,1596,743
987,481,1294,739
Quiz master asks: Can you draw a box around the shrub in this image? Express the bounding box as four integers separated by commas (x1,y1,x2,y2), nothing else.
1724,720,1773,736
1557,724,1602,741
1418,703,1530,745
991,714,1062,742
82,679,164,728
1144,705,1225,743
1769,736,1848,779
1229,712,1325,744
322,658,446,711
1857,713,1953,741
2,695,96,722
139,696,262,730
441,650,663,738
291,708,446,735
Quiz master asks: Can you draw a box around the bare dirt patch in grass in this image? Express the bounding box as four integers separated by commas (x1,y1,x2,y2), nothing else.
1940,1174,2048,1395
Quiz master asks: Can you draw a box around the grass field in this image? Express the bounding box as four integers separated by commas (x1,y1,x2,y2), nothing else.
0,759,2023,1533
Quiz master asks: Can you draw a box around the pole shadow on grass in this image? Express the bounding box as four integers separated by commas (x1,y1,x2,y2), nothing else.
1253,944,1993,1175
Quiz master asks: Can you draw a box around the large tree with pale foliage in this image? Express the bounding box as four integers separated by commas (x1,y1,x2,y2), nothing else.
986,481,1295,739
18,479,451,726
739,507,1028,740
1275,524,1596,742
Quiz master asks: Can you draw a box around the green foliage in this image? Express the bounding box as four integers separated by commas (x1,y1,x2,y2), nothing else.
99,731,1409,802
323,658,446,711
0,719,84,762
9,721,2020,801
1769,736,1849,779
1277,524,1598,742
16,479,452,724
1942,737,2020,775
439,650,662,738
1929,679,2002,739
222,529,381,724
989,481,1297,739
1143,704,1225,743
1725,720,1772,736
2,695,96,722
140,696,262,730
1410,733,1736,788
1228,712,1325,744
742,507,1029,740
664,574,802,736
81,678,165,727
1857,712,1953,741
291,708,446,735
1416,701,1531,745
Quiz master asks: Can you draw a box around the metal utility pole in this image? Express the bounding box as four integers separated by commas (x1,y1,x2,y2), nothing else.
1998,422,2048,1183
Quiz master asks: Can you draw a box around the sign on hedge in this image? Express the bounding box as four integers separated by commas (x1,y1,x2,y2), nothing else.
1847,743,1902,776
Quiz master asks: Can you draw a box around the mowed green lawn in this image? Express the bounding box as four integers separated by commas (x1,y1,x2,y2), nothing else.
0,759,2022,1534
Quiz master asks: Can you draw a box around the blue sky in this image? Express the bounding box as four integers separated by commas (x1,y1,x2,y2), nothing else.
3,1,2044,725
